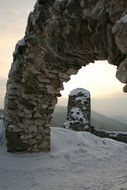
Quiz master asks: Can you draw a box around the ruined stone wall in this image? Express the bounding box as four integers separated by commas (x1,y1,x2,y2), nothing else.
93,130,127,144
4,0,127,152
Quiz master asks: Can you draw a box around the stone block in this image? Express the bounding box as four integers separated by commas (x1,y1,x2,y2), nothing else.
64,88,91,131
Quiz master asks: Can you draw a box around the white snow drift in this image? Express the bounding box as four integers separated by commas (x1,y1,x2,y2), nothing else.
0,127,127,190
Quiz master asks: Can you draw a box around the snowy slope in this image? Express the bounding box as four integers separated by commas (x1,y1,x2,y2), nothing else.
0,127,127,190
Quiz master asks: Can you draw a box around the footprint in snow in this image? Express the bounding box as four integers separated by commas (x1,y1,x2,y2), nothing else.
64,153,70,161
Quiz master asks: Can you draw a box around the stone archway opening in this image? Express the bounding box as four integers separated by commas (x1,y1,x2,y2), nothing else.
59,61,123,98
53,60,124,130
4,0,127,152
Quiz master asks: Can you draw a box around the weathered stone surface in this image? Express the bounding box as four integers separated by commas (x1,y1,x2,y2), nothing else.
4,0,127,152
116,57,127,91
93,130,127,144
123,83,127,92
64,88,92,131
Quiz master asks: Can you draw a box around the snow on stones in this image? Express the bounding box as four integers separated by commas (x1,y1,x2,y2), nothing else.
69,88,90,97
17,38,26,46
13,38,26,56
117,14,127,24
64,88,91,131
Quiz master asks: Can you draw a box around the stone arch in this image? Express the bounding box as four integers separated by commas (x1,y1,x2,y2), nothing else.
4,0,127,152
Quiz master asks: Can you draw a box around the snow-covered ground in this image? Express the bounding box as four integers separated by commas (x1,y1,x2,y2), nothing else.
0,127,127,190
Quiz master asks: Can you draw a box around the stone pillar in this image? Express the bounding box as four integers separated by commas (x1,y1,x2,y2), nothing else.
64,88,91,131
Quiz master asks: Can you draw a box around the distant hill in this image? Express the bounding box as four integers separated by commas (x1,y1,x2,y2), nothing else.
52,106,67,128
112,115,127,125
92,93,127,123
52,106,127,132
91,111,127,132
57,93,127,125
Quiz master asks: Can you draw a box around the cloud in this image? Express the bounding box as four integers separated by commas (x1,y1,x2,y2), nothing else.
0,0,37,41
0,0,36,107
0,0,36,78
0,0,36,35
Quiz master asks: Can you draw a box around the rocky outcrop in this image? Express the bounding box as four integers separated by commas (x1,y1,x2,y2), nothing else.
93,130,127,144
4,0,127,152
64,88,92,131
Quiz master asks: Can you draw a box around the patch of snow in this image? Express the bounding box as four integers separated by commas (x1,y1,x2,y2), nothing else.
75,96,87,103
120,14,127,23
1,127,127,190
13,38,26,55
98,129,127,135
113,131,127,135
64,120,88,129
69,88,90,97
56,0,72,4
109,131,127,138
66,0,73,7
17,38,26,46
64,121,70,129
70,107,85,120
117,14,127,24
109,133,117,138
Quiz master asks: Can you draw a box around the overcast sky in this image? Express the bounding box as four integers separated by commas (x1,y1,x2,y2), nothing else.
0,0,36,77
